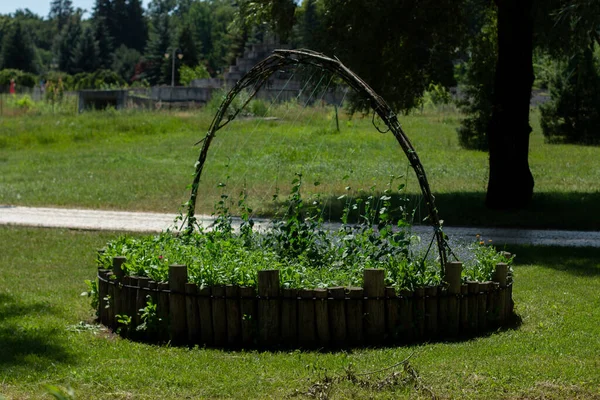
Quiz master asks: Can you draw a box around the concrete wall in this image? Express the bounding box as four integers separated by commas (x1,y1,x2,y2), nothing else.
78,90,128,112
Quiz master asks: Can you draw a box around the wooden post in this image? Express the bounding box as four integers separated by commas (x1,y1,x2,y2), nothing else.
185,283,200,344
467,281,479,334
239,286,256,347
211,285,227,347
399,289,413,343
281,288,298,347
136,277,150,331
106,272,115,329
257,270,280,347
506,282,514,319
112,256,126,326
438,286,448,338
414,287,425,340
148,281,158,305
147,281,158,341
385,287,399,343
225,285,242,347
424,286,438,339
314,289,330,347
197,286,213,345
487,282,500,328
127,277,139,337
120,276,132,337
502,254,515,319
494,263,509,324
346,287,364,346
157,282,170,342
478,282,489,332
328,287,346,347
298,289,316,348
363,269,385,345
97,268,110,325
169,265,188,344
445,262,462,338
459,284,468,335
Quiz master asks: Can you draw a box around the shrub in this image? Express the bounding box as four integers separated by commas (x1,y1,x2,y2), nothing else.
455,10,497,151
179,64,210,86
72,70,126,90
0,69,38,88
540,47,600,145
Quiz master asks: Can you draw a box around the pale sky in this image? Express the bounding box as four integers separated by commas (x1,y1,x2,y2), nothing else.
0,0,147,18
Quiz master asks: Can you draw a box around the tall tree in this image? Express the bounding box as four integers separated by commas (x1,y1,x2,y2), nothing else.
124,0,148,52
112,0,128,47
298,0,323,50
233,0,296,44
72,26,100,73
93,0,115,45
144,13,171,84
94,16,114,69
321,0,464,111
55,15,82,74
485,0,535,208
49,0,73,31
177,22,200,68
0,21,37,72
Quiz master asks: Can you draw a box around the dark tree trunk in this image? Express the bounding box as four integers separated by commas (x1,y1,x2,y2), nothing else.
486,0,535,209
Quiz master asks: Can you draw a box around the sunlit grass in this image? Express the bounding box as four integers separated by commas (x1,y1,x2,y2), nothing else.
0,226,599,399
0,106,599,229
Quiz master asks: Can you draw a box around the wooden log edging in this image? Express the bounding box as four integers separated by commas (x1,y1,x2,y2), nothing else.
96,261,515,348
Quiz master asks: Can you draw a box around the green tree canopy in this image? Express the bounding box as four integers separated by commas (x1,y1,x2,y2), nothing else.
0,21,37,73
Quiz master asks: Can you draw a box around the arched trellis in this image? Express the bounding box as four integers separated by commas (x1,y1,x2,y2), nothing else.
186,49,450,273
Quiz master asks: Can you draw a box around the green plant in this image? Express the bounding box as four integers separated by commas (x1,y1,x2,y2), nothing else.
116,313,132,335
455,8,497,150
3,226,600,399
45,385,75,400
540,47,600,144
97,174,512,291
81,279,99,315
136,296,161,334
249,99,269,117
179,64,210,86
462,235,514,281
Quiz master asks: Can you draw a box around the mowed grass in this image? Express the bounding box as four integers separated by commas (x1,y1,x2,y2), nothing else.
1,226,599,399
1,105,599,229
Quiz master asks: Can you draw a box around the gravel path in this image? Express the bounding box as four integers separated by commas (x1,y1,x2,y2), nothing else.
1,205,599,248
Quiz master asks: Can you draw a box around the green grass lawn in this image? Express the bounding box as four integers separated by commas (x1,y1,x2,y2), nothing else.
1,106,599,230
1,226,599,399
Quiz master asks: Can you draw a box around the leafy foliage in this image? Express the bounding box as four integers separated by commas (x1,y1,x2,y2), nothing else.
540,47,600,144
0,21,37,73
455,5,497,151
178,63,209,86
0,68,37,87
98,176,511,290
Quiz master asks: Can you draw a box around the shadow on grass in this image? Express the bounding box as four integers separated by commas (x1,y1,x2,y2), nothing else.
258,191,600,231
0,293,74,368
502,245,600,277
434,191,600,231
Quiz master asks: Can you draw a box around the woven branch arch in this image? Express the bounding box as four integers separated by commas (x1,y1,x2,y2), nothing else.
186,49,449,272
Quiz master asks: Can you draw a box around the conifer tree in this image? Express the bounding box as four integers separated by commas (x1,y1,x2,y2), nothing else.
112,0,127,47
177,22,199,68
0,21,37,73
125,0,148,52
144,13,171,84
49,0,74,31
94,16,114,69
73,26,100,73
55,16,82,74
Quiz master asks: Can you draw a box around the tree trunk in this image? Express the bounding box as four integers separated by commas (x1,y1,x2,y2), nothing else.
486,0,535,209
